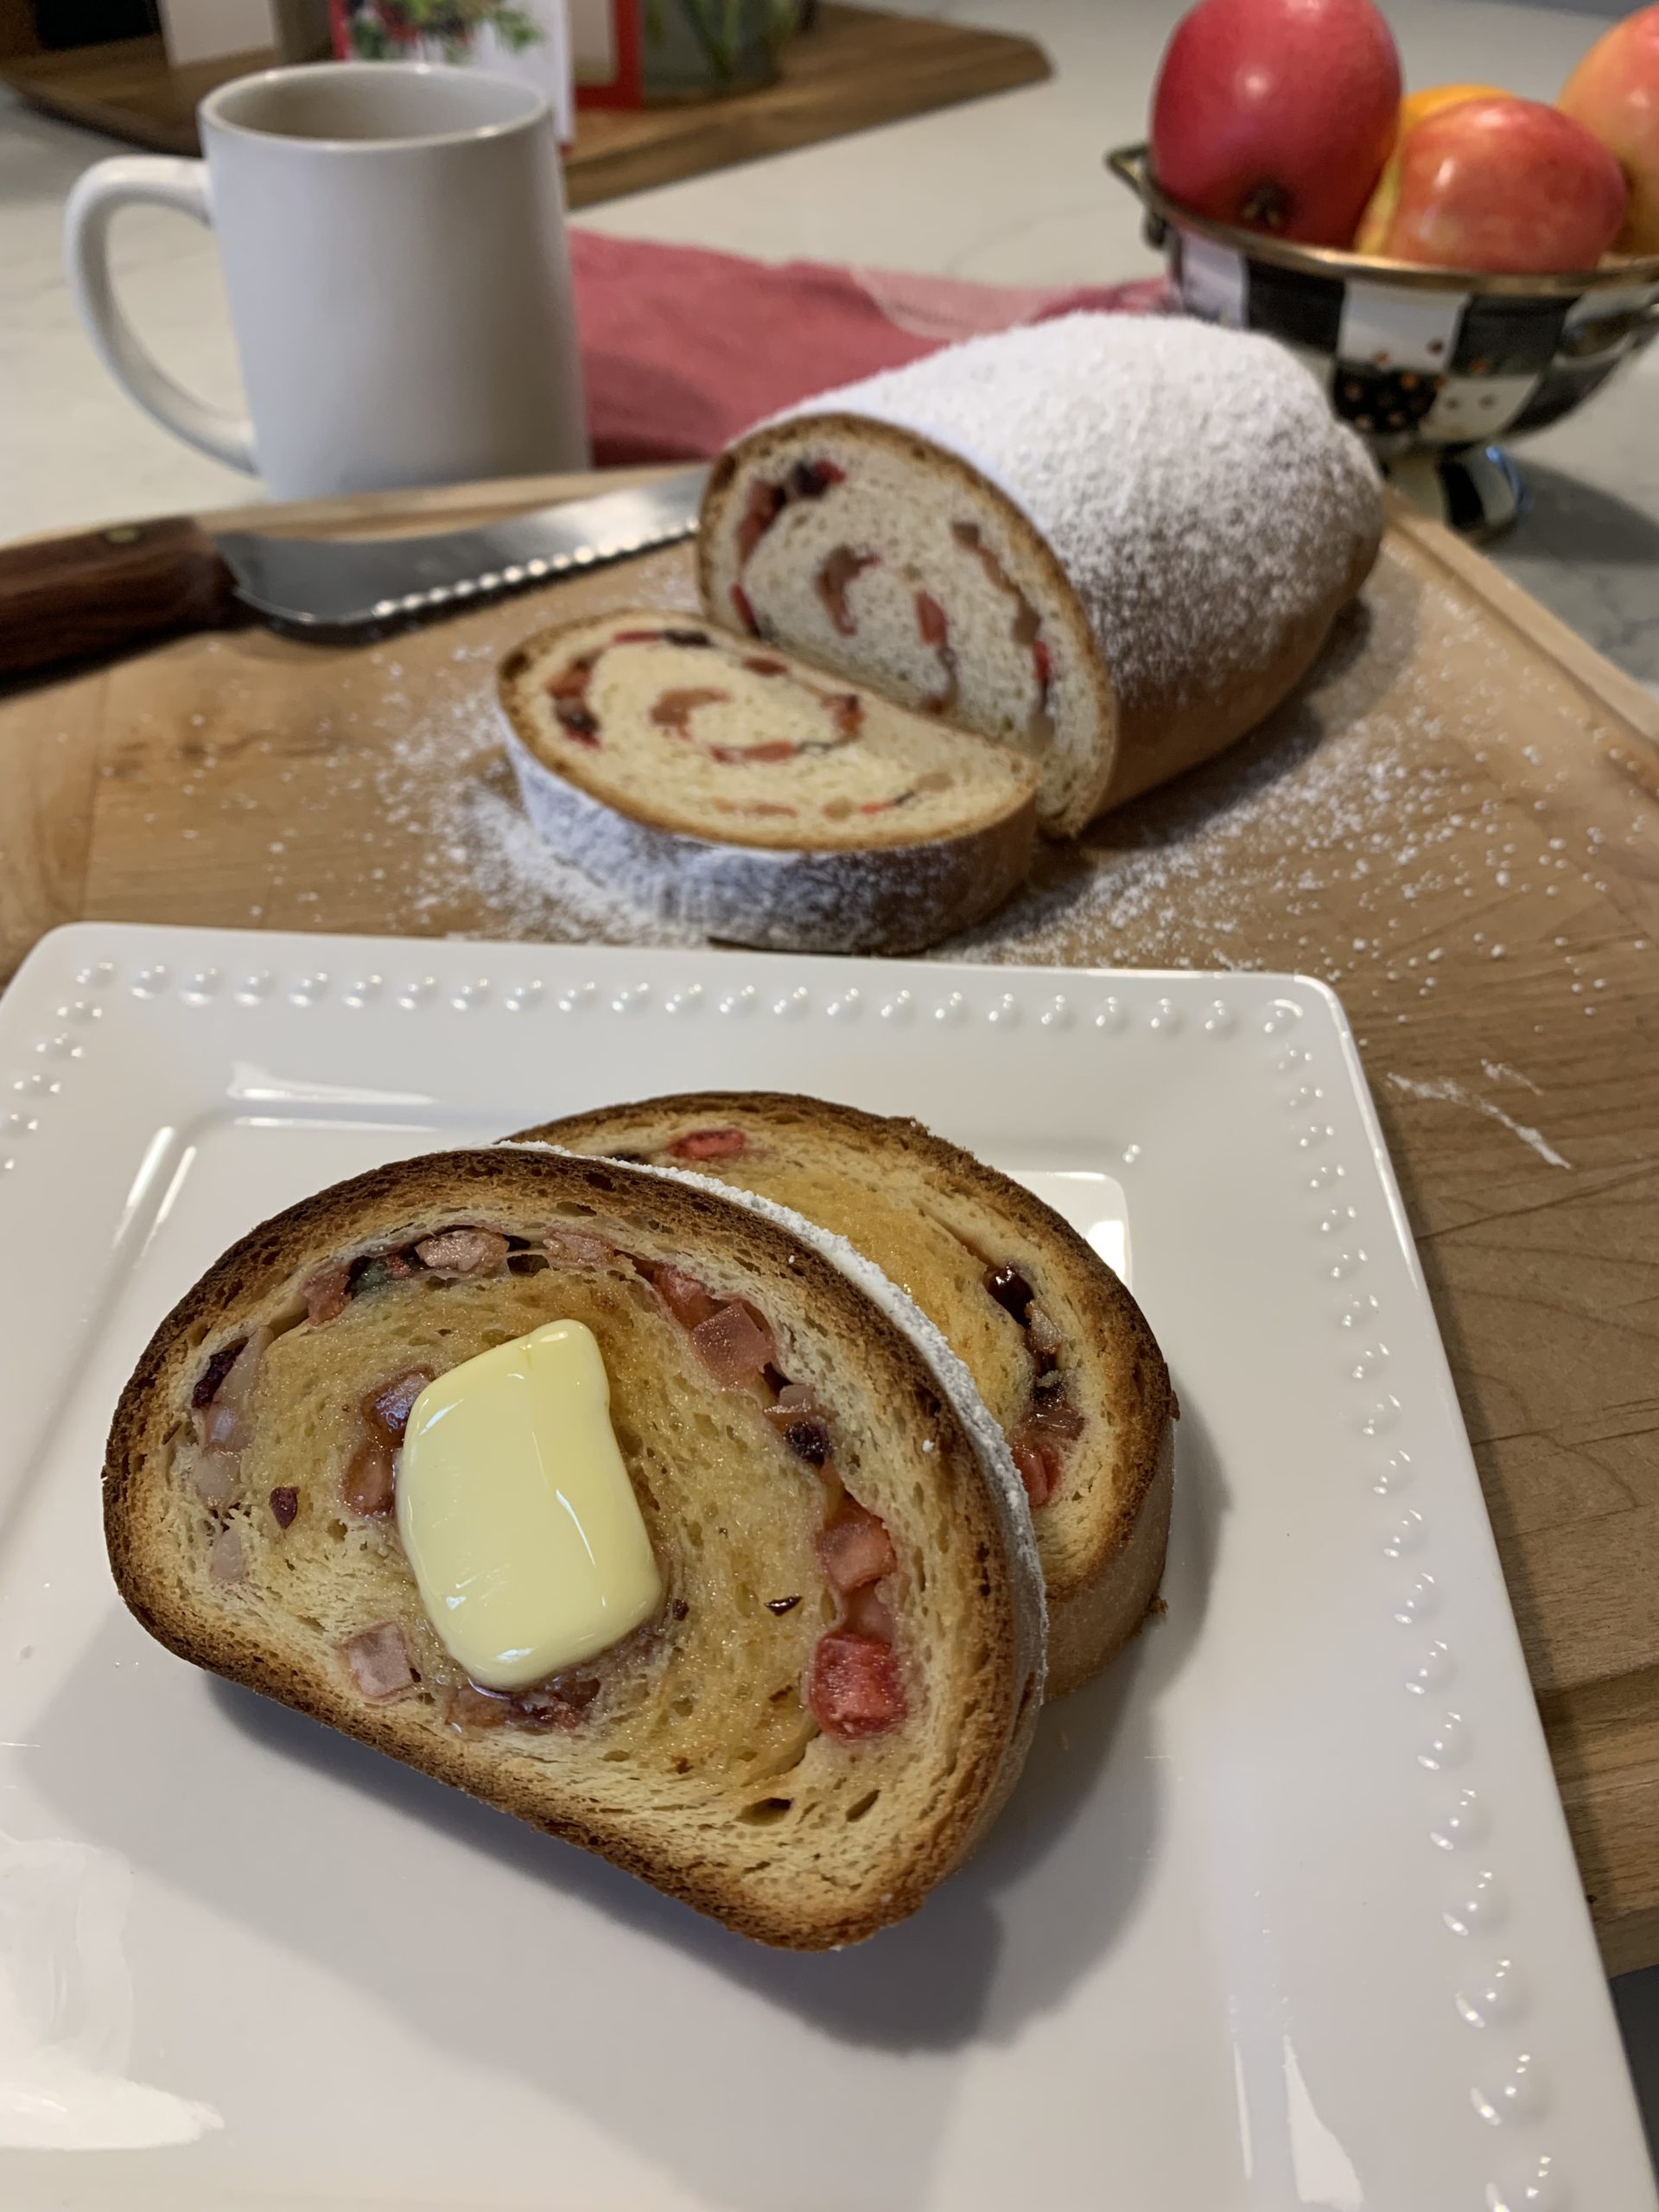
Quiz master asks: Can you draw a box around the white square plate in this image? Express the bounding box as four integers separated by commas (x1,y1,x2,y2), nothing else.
0,924,1650,2212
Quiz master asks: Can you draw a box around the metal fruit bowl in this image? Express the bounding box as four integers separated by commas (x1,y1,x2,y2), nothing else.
1109,143,1659,535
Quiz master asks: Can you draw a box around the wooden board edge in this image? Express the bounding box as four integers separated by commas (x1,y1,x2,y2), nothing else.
3,8,1052,195
1384,495,1659,750
565,21,1051,211
0,72,197,158
1598,1905,1659,1980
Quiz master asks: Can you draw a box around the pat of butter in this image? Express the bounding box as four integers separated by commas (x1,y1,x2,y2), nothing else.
397,1319,662,1690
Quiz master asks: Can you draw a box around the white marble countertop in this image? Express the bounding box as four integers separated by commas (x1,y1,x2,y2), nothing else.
2,0,1656,687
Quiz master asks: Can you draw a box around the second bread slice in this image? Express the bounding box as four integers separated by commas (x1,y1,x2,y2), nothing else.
514,1096,1175,1697
498,611,1038,954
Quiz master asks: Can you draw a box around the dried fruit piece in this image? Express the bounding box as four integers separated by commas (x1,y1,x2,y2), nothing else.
809,1631,906,1741
816,1502,897,1593
192,1339,247,1409
667,1126,747,1161
343,1622,416,1700
415,1228,509,1277
690,1300,776,1385
817,546,879,636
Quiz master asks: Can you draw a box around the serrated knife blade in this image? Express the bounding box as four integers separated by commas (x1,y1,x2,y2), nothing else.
213,466,709,632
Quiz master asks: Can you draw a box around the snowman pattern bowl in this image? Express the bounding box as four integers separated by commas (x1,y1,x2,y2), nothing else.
1108,143,1659,534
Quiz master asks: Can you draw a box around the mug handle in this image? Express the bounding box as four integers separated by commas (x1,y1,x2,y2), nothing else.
63,156,258,477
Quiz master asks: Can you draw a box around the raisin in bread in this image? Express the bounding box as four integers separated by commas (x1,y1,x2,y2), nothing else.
498,613,1038,954
699,315,1383,835
104,1147,1045,1950
513,1096,1174,1699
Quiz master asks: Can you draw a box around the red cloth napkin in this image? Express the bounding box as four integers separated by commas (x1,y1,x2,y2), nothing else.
571,229,1167,466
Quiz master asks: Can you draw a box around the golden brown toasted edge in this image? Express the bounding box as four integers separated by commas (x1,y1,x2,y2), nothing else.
103,1146,1039,1950
699,418,1120,835
495,604,1041,856
509,1091,1177,1686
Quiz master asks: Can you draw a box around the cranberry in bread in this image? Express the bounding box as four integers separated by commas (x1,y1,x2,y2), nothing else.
498,613,1038,954
699,315,1383,834
514,1097,1175,1697
103,1148,1044,1949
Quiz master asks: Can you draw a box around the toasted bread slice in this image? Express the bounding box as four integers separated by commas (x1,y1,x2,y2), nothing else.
497,611,1038,954
104,1147,1044,1949
512,1097,1174,1697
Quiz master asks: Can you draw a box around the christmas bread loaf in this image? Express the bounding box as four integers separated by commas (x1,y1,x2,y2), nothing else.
103,1147,1045,1950
498,612,1039,954
515,1095,1175,1698
699,314,1384,834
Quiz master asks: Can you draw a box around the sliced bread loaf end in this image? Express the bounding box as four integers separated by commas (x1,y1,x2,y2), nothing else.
498,611,1038,953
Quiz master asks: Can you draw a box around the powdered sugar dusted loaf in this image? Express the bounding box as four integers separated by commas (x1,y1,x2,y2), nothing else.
699,315,1383,833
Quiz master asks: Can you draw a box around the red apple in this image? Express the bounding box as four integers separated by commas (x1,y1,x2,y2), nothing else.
1375,97,1627,272
1150,0,1402,246
1559,3,1659,256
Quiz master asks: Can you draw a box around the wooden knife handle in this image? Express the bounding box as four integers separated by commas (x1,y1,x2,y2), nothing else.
0,516,243,678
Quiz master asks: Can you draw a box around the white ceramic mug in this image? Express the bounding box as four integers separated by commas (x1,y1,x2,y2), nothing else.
63,61,588,499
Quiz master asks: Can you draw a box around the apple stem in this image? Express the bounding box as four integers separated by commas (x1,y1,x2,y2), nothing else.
1240,182,1291,231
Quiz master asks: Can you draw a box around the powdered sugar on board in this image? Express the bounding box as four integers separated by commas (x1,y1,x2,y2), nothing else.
350,546,1649,1058
378,690,701,948
949,554,1654,1039
120,531,1650,1100
1385,1074,1572,1171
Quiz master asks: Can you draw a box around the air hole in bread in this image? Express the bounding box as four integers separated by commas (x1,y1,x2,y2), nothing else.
328,1518,347,1542
740,1797,793,1826
507,1252,549,1275
844,1789,880,1823
672,1695,696,1717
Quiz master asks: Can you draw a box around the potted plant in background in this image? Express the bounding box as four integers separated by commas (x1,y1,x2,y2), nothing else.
336,0,805,106
337,1,547,61
640,0,798,99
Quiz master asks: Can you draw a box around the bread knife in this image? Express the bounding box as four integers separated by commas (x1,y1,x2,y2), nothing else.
0,467,709,681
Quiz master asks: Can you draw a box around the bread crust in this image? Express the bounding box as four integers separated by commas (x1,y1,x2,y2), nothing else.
104,1147,1044,1948
701,409,1382,836
496,614,1037,955
512,1093,1177,1697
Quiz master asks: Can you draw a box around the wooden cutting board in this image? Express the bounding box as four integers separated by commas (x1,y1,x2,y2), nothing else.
3,474,1658,1974
0,7,1051,207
